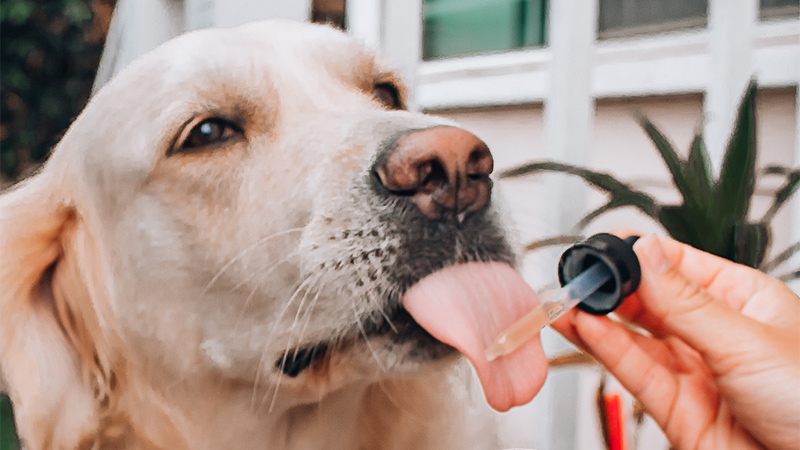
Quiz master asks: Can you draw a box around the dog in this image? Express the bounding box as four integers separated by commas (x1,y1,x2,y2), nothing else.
0,20,521,449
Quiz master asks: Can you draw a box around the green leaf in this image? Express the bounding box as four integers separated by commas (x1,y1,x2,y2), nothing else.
761,165,791,176
499,161,659,218
761,241,800,273
523,235,584,253
761,169,800,224
3,0,34,25
0,394,19,450
685,135,714,208
572,200,622,231
658,206,706,250
731,222,769,268
639,117,704,210
63,0,93,24
3,67,31,92
777,269,800,283
714,81,758,224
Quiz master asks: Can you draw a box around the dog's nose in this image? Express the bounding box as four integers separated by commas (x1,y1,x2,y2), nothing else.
374,126,494,221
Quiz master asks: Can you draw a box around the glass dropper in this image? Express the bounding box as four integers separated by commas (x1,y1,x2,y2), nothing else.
485,262,612,361
485,233,641,362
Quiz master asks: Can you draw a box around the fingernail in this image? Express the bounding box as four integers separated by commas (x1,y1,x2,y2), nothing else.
634,234,671,274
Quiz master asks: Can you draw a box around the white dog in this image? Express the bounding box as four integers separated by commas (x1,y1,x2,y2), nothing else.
0,20,538,449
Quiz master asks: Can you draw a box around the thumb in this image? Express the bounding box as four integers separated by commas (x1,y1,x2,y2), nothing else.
633,235,766,370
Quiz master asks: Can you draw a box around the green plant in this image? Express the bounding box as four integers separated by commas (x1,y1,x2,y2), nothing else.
1,0,112,182
1,394,19,450
500,82,799,280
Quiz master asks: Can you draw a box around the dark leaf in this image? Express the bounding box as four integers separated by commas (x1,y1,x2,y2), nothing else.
732,222,769,268
639,117,704,210
4,0,34,25
572,196,654,231
0,394,19,450
761,169,800,224
499,161,659,218
523,235,584,253
777,269,800,283
685,135,714,208
761,241,800,274
714,81,757,224
761,165,792,176
658,206,706,251
63,0,93,24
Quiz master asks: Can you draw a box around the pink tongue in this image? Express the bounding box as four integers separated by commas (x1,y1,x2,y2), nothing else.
402,262,547,412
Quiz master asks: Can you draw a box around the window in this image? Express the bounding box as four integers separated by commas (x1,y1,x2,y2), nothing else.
423,0,548,60
598,0,708,39
760,0,800,19
312,0,346,30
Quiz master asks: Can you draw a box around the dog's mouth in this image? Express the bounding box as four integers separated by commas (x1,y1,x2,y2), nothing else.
276,306,450,378
277,189,516,378
277,343,330,378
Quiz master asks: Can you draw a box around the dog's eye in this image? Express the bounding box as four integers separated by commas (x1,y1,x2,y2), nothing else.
374,83,401,110
181,118,239,150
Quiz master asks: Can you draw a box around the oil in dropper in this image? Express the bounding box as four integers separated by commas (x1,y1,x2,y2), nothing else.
484,233,642,362
484,262,612,361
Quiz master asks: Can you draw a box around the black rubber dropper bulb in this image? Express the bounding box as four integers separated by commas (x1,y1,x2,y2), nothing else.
485,233,642,361
557,233,641,315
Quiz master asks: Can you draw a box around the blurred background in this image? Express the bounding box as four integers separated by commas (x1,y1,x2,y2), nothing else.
1,1,798,449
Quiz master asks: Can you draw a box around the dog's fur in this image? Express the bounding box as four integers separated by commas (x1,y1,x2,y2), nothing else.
0,21,516,449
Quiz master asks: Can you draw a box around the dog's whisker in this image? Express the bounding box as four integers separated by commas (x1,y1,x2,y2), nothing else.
233,282,262,334
265,351,289,413
250,272,317,408
352,304,387,372
231,248,300,292
201,227,304,296
233,249,302,334
290,280,325,361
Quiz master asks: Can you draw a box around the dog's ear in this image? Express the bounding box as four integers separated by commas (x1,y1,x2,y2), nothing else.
0,170,116,447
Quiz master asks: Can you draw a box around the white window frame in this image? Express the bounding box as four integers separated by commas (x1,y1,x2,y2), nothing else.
415,17,799,111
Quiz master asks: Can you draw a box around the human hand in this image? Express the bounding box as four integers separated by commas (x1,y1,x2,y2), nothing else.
552,233,800,450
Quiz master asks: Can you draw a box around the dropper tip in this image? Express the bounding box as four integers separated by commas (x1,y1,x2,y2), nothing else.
484,336,508,361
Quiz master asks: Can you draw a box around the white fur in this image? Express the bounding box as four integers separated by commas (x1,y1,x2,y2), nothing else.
0,20,502,449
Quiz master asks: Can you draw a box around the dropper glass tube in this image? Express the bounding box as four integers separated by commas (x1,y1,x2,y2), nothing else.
485,262,613,361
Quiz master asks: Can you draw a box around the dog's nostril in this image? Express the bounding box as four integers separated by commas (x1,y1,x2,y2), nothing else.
466,144,493,177
419,159,447,193
373,126,494,221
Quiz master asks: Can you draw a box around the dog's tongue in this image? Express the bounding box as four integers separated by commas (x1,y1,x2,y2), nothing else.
402,262,547,412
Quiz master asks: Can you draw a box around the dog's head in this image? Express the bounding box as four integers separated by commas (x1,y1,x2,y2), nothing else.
0,20,514,446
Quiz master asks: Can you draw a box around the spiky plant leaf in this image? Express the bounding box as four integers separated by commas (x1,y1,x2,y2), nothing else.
686,135,714,208
1,394,19,450
714,81,757,224
639,118,705,211
761,241,800,273
499,161,659,218
657,206,708,251
761,169,800,223
523,235,585,253
777,269,800,283
762,165,792,176
658,204,730,258
731,222,769,268
573,201,622,232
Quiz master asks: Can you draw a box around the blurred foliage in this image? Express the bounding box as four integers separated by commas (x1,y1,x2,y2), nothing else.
1,0,114,182
501,82,800,280
0,393,18,450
